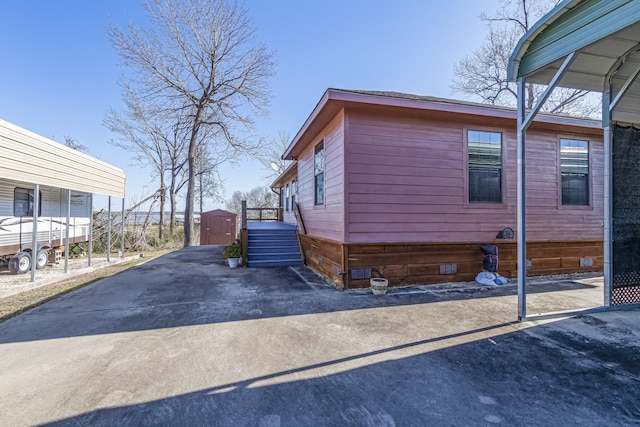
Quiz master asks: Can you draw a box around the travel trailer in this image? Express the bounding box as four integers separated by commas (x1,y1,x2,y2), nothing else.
0,178,92,273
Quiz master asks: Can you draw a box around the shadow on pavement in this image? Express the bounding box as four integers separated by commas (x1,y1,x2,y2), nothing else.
40,311,640,426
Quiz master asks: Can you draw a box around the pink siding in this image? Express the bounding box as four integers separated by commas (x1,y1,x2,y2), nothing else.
344,109,604,243
296,110,345,241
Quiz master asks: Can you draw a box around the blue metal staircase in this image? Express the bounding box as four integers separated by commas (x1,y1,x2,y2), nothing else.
247,223,303,267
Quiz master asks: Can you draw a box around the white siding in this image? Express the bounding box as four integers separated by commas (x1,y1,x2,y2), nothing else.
0,178,91,254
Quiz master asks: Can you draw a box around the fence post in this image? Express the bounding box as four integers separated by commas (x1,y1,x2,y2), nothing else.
241,200,248,267
241,200,247,230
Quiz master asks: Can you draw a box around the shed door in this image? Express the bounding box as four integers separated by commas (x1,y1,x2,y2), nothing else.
203,216,235,245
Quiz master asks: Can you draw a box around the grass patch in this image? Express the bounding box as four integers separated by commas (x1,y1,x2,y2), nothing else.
0,250,173,322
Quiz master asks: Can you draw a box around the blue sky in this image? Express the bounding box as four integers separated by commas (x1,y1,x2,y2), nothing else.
0,0,499,210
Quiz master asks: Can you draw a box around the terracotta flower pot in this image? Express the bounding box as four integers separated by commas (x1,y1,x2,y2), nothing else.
370,278,388,295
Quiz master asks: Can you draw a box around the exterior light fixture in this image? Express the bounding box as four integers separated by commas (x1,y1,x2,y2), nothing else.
496,227,514,239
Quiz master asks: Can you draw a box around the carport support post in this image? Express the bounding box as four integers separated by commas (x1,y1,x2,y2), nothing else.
107,196,111,263
30,183,40,282
121,198,125,258
88,194,93,267
516,78,527,321
603,91,613,307
64,189,71,273
516,53,575,321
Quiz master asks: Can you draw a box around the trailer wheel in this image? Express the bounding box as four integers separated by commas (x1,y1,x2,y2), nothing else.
9,252,32,274
36,249,49,269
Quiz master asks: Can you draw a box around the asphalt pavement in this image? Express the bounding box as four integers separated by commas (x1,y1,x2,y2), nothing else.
0,245,639,426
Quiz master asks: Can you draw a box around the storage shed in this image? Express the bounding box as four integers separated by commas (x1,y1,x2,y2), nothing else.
200,209,237,245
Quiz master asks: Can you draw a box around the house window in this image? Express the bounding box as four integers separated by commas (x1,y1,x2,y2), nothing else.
560,139,589,206
314,140,324,205
285,183,290,212
468,130,502,203
14,188,42,217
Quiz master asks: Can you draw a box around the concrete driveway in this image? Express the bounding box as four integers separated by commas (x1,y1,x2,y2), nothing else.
0,246,639,426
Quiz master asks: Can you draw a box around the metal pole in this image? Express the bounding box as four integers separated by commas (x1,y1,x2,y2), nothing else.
64,189,71,273
107,196,111,263
515,54,577,320
242,200,247,230
603,91,613,307
121,198,125,259
516,78,527,321
30,184,40,282
88,194,93,267
522,53,576,130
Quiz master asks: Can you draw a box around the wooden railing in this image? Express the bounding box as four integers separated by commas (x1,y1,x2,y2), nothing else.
240,200,284,267
240,201,282,228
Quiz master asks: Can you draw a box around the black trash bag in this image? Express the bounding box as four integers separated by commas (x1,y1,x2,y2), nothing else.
481,245,498,272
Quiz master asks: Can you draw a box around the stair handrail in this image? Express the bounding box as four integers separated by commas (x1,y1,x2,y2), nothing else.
294,202,306,235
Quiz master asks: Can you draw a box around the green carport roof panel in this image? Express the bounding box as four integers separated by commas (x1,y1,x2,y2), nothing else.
512,0,640,79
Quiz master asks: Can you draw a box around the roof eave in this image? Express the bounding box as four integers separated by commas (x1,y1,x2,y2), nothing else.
271,161,298,188
282,89,333,160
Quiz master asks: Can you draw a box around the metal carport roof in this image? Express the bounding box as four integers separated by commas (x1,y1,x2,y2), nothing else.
509,0,640,124
0,118,126,198
508,0,640,319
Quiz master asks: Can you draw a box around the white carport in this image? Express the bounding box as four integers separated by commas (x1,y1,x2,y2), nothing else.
509,0,640,320
0,118,126,281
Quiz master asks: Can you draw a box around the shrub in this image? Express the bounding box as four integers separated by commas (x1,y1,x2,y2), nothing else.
222,244,242,258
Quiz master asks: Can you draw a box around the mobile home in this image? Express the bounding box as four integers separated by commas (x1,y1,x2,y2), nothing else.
275,89,604,289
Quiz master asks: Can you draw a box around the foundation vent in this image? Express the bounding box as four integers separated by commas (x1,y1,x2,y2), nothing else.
439,264,457,275
580,257,593,267
351,268,372,280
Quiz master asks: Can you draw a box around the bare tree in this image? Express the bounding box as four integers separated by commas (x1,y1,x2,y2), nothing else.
109,0,275,247
64,136,88,153
194,142,228,214
452,0,600,117
104,85,172,238
161,115,190,236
